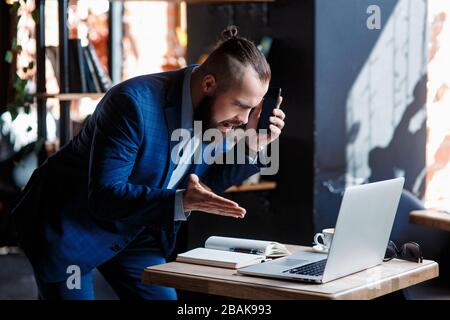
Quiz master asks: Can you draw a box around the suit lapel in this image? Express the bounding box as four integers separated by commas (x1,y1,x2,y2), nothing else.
161,68,186,189
162,106,181,189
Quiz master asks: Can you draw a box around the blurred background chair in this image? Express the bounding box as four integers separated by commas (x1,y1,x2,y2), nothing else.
0,142,36,253
391,190,450,299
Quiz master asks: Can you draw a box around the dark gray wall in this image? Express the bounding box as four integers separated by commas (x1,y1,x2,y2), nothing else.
315,0,396,175
183,0,315,250
315,0,413,231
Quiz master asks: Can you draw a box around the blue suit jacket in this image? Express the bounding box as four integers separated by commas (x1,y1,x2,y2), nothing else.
12,66,261,282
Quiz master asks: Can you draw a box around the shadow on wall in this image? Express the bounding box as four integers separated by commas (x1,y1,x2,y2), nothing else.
368,75,428,196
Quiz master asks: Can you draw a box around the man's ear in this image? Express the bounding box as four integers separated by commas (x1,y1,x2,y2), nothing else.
202,74,217,95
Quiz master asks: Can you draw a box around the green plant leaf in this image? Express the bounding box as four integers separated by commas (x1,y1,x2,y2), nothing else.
4,50,13,63
10,2,20,15
14,76,27,89
14,79,26,96
12,37,17,49
34,138,45,155
25,94,34,104
7,105,19,122
32,8,39,24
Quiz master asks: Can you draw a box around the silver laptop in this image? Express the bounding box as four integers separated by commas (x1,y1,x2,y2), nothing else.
238,178,405,283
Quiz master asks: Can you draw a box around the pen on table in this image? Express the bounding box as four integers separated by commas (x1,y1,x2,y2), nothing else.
230,248,263,255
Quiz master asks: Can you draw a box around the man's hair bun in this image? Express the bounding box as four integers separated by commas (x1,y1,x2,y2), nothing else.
220,25,239,41
204,25,271,90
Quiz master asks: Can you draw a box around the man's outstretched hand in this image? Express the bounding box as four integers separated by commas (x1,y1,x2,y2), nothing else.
183,174,246,218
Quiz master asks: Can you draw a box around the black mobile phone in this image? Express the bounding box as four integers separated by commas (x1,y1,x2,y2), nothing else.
258,87,282,132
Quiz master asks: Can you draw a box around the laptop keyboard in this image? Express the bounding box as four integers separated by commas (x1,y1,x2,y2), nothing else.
282,259,327,276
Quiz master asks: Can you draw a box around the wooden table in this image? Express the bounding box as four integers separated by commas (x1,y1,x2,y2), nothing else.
410,210,450,232
142,245,438,300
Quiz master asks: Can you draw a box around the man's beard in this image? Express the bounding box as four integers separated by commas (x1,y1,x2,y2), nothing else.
193,94,217,132
193,94,244,134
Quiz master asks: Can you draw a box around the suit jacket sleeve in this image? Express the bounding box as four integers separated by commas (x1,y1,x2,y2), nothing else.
88,92,176,232
200,144,264,193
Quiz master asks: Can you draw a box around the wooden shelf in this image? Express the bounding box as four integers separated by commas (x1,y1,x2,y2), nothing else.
37,93,105,101
225,181,276,193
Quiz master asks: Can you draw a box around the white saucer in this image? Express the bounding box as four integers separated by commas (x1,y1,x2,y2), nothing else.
312,244,329,254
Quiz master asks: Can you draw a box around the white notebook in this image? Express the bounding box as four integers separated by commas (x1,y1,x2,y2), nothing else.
176,236,291,269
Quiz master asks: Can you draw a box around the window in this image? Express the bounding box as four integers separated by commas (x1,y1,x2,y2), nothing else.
425,2,450,210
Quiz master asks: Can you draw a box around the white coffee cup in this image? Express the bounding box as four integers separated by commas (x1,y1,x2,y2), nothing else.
313,228,335,250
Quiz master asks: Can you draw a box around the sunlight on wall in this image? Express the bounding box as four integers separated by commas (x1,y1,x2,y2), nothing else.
425,2,450,210
346,0,427,189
